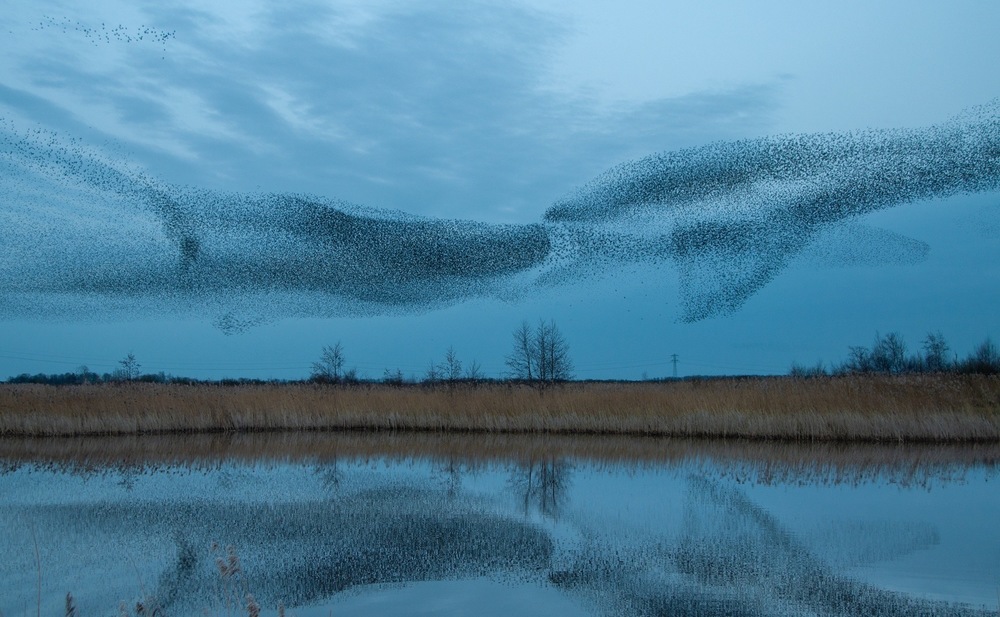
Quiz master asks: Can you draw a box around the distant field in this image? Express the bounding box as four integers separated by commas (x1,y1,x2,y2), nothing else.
1,375,998,441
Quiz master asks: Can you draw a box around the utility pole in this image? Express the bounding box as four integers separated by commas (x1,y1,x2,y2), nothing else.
670,353,678,378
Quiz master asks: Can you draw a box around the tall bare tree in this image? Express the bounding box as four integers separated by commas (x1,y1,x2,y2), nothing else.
870,331,907,374
505,320,535,381
505,319,573,383
922,331,951,372
440,346,463,382
535,319,573,382
118,353,141,381
311,342,345,383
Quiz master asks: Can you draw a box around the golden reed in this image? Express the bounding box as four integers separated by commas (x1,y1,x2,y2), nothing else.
1,374,998,441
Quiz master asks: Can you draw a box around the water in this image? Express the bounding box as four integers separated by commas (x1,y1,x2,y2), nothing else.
1,434,998,616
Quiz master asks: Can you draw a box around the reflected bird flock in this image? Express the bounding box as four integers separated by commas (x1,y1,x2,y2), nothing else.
1,100,998,329
1,460,994,617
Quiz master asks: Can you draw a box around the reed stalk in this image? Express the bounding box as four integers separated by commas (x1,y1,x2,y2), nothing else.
30,523,40,617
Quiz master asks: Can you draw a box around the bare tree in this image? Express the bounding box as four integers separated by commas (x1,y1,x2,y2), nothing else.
535,319,573,382
464,359,483,381
505,319,573,384
118,353,141,381
922,331,951,372
505,320,535,381
843,345,871,373
382,368,405,385
963,337,1000,374
311,342,345,383
870,332,907,374
440,346,463,382
77,365,98,384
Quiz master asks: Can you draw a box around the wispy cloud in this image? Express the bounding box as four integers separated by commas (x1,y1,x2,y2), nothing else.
2,1,783,221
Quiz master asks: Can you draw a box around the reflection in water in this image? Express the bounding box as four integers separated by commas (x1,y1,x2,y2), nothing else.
3,431,999,487
510,458,573,518
0,435,997,616
668,478,967,617
547,477,979,617
4,487,554,615
808,520,940,568
313,459,343,493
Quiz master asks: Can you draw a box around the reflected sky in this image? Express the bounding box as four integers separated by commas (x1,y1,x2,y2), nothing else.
1,443,998,616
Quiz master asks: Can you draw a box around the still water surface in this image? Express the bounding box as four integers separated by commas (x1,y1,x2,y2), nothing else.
1,435,998,616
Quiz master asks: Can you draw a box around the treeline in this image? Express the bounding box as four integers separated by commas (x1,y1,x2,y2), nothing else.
3,369,509,387
8,325,997,386
5,320,573,387
791,332,1000,377
4,370,282,386
309,319,572,388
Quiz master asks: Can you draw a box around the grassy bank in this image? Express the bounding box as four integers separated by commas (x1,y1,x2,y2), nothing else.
1,374,998,441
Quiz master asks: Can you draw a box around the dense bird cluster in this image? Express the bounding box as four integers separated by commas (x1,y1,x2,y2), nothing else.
0,102,997,329
547,100,1000,320
0,122,554,330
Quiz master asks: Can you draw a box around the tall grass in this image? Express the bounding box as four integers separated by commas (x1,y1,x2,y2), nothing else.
1,374,998,441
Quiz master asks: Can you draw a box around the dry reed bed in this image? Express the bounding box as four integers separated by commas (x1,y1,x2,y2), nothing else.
2,431,998,487
1,374,998,441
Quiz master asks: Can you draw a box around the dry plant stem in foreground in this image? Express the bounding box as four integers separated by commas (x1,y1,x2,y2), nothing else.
31,524,40,617
1,375,998,441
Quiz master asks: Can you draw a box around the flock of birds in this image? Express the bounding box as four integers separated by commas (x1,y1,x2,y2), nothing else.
33,15,175,50
547,101,1000,319
1,15,998,330
1,101,998,329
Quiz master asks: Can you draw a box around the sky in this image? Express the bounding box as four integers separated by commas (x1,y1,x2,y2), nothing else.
1,0,998,380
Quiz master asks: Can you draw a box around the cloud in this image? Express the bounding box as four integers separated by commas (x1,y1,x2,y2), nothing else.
2,1,784,222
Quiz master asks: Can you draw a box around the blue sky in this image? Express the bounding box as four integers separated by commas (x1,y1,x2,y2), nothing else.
1,0,998,379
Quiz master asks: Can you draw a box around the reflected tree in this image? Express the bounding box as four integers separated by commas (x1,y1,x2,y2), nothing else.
116,465,140,491
509,457,572,518
433,457,464,499
315,459,344,495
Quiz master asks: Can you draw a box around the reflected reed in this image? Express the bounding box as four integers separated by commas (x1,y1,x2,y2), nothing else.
2,431,998,487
